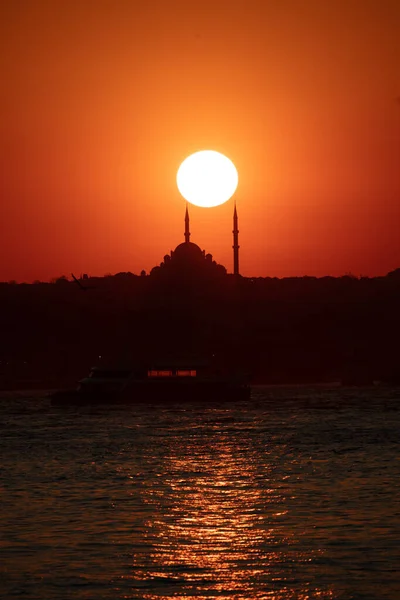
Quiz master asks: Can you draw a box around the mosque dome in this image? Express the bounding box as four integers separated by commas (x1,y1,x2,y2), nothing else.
173,241,203,261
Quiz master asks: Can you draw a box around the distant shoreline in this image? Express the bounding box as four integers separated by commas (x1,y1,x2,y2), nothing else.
2,379,397,393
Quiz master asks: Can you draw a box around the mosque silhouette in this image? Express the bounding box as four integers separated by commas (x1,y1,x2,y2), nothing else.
150,204,240,278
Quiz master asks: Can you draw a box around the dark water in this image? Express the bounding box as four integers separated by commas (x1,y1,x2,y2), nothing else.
1,386,399,600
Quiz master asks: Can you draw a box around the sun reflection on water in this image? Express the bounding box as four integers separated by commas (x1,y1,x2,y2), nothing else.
127,423,333,599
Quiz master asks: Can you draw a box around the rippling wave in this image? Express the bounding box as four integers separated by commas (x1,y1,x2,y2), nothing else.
1,386,399,599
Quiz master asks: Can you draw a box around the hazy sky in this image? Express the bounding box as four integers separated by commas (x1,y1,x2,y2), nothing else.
1,0,399,281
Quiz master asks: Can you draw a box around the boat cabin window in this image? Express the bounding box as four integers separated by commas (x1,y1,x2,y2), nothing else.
177,370,196,377
147,370,173,377
147,369,197,378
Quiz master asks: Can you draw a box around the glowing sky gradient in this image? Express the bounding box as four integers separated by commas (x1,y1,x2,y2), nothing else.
0,0,399,281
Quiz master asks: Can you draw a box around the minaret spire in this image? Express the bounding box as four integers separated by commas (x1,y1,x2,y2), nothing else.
184,203,190,243
233,201,239,276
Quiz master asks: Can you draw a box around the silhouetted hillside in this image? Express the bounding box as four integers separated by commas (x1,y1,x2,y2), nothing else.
1,269,399,388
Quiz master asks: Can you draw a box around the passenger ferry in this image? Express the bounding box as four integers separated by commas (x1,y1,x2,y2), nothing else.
50,359,251,405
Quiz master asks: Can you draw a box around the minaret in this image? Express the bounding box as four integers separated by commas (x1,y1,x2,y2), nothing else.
233,202,239,276
184,204,190,243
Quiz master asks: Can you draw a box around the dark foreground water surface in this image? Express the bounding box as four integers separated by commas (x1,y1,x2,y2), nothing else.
1,386,399,599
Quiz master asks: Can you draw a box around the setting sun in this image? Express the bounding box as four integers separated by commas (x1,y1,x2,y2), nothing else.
176,150,238,208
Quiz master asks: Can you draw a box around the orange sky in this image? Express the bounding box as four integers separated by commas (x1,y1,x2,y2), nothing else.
0,0,399,281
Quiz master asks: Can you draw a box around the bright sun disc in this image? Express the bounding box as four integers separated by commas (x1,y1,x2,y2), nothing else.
177,150,238,207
